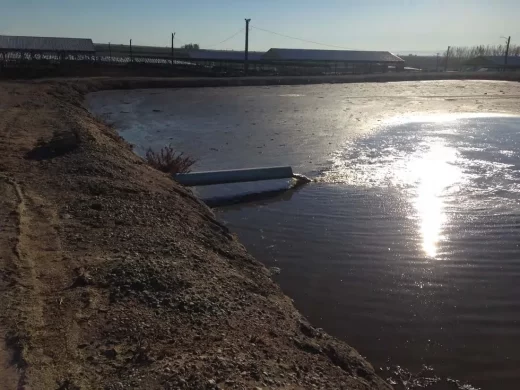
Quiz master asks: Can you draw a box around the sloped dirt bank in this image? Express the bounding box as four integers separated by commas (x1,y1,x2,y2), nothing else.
0,80,391,389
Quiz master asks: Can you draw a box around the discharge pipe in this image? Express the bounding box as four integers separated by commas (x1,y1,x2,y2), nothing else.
174,166,310,186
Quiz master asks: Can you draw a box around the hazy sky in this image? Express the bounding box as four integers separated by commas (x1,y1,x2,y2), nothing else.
1,1,518,54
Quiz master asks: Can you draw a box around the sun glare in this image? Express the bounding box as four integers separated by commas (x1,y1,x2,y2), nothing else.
409,143,460,258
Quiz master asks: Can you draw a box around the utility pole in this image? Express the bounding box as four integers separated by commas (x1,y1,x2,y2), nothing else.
244,18,251,76
504,36,511,68
444,46,451,72
171,32,176,66
130,39,133,63
436,53,439,72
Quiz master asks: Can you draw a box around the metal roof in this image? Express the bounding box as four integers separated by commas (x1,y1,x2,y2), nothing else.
188,50,264,61
263,48,404,63
0,35,95,52
465,56,520,67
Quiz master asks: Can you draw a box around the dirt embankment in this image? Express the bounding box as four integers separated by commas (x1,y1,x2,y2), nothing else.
0,80,391,389
29,71,520,91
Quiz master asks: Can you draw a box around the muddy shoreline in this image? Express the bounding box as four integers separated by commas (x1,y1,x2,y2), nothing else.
0,79,396,389
26,71,520,93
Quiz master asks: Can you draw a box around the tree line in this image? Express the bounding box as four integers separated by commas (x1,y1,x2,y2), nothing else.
443,44,520,70
402,43,520,70
181,43,200,50
447,43,520,58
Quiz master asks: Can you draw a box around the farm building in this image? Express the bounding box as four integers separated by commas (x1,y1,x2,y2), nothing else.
464,56,520,71
187,50,264,62
262,48,404,74
0,35,95,62
185,50,266,75
94,43,176,63
0,35,97,78
93,45,263,69
0,34,406,77
91,45,404,76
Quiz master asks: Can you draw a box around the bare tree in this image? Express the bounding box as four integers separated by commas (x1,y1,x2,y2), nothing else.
402,43,519,71
442,44,519,70
181,43,200,50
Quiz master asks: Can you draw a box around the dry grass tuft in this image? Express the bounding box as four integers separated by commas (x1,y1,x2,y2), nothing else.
145,144,196,175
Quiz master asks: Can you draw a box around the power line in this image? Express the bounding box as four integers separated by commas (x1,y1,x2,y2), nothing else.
205,28,245,49
175,37,186,46
251,25,352,50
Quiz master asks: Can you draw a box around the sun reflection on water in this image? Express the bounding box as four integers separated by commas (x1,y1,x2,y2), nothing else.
408,144,461,258
326,117,465,258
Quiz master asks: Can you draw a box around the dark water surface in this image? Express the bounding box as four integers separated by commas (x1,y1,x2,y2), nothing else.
89,87,520,389
220,116,520,390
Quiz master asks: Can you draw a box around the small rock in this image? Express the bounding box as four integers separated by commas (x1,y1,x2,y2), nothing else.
269,267,281,275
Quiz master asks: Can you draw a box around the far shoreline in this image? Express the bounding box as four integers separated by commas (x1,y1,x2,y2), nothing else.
40,71,520,93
